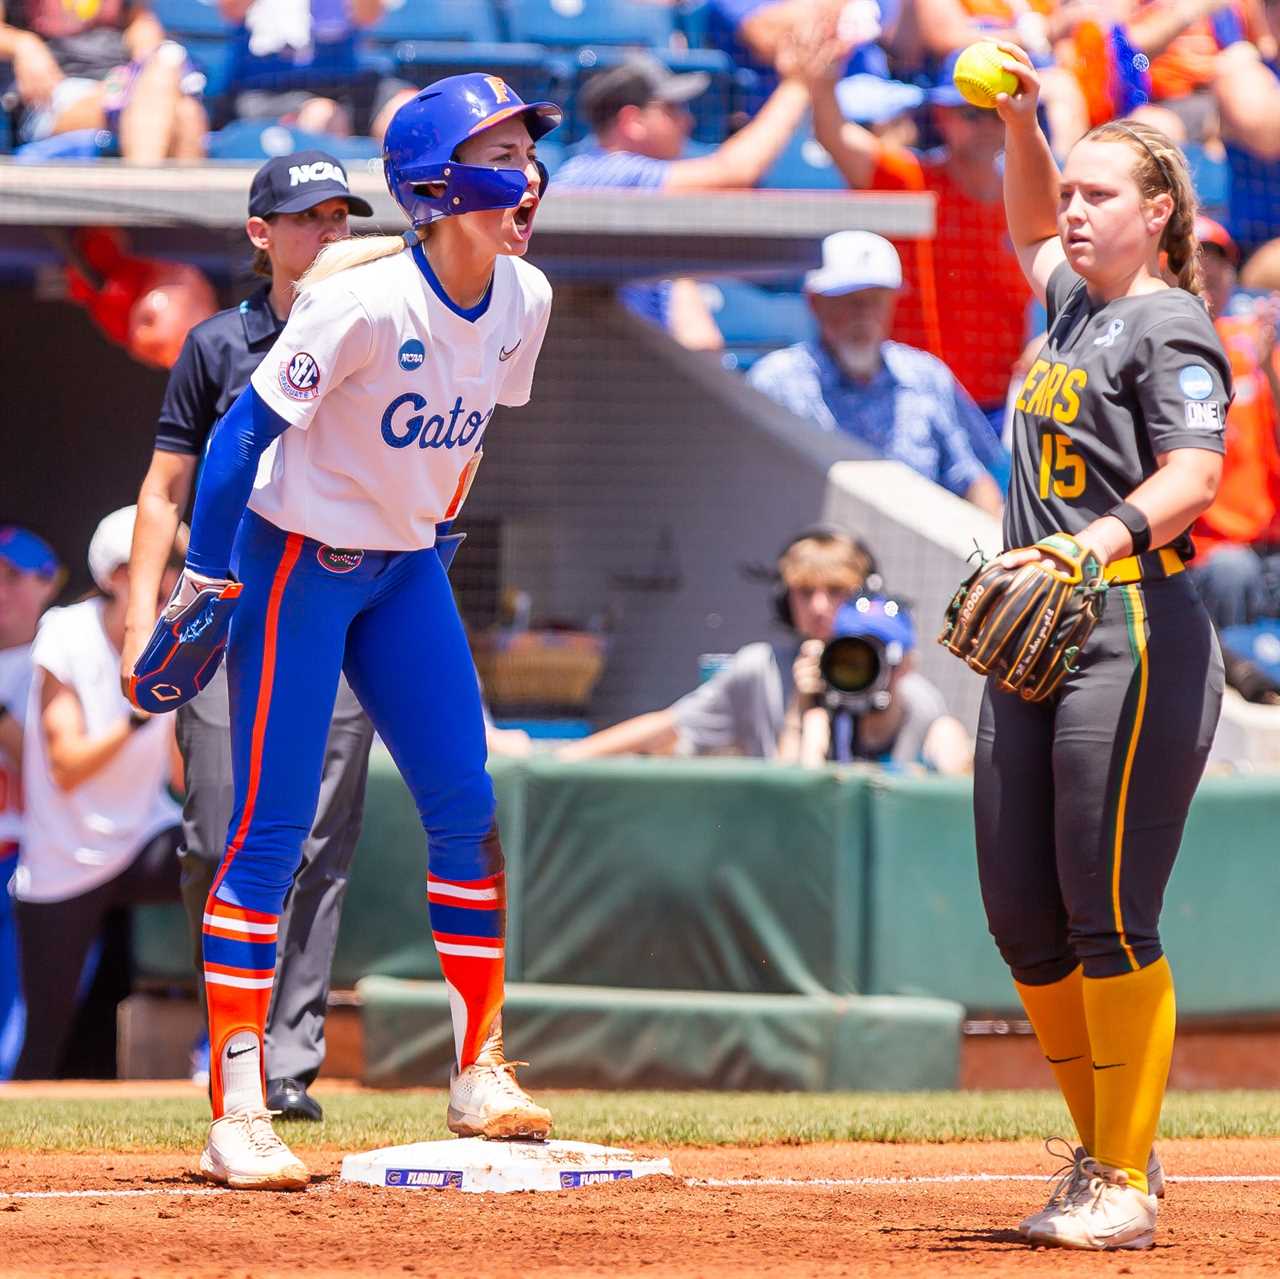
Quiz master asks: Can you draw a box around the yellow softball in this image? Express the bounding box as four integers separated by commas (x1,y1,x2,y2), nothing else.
952,41,1019,109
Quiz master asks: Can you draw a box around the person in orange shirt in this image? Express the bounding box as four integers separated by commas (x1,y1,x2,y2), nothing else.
1188,216,1280,626
811,54,1030,456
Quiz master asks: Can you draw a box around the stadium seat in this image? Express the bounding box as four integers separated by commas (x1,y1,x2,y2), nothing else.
367,0,501,46
149,0,231,37
502,0,676,48
1184,140,1230,219
14,128,117,162
758,123,848,191
699,279,815,372
391,43,567,110
206,118,381,161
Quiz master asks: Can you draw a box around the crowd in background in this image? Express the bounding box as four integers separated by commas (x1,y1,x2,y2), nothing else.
5,0,1280,1079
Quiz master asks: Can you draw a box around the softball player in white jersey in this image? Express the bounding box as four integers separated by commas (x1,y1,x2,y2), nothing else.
136,73,560,1190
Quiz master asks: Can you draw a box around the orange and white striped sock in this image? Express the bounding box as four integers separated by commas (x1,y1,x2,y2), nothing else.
427,872,506,1069
202,895,278,1116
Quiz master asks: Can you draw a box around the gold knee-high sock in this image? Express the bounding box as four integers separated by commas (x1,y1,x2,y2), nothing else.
1015,966,1095,1152
1082,956,1176,1195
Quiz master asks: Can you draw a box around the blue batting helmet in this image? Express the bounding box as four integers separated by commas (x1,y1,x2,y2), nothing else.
383,74,562,228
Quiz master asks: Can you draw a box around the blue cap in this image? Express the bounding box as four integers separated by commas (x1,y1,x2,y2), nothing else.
832,595,916,655
927,54,968,107
836,74,925,124
0,526,60,578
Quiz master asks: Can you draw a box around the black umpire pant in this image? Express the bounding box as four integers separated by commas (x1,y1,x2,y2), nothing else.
974,571,1223,984
177,664,373,1085
14,827,181,1078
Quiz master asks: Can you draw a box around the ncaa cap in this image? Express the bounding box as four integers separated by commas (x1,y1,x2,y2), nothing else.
805,231,902,296
249,149,374,219
579,54,710,131
0,526,60,578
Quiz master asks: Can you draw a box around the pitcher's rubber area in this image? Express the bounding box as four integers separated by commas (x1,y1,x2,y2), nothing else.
2,1139,1279,1277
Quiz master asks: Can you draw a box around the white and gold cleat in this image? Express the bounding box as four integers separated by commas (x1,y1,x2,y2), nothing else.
1026,1158,1158,1250
1019,1142,1164,1237
447,1017,552,1140
198,1109,310,1190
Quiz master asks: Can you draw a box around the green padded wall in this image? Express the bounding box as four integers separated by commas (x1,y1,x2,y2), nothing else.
516,758,865,995
358,976,962,1091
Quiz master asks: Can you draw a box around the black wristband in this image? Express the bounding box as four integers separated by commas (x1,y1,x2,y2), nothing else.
1107,501,1152,556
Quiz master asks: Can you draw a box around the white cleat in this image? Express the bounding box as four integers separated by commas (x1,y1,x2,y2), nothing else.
198,1109,310,1190
1026,1158,1158,1250
448,1060,552,1140
1019,1143,1164,1237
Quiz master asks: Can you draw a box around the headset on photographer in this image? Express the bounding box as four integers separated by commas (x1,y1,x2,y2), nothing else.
769,524,883,631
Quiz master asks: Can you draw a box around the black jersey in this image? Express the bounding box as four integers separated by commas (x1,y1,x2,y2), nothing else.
154,286,284,457
1004,262,1232,557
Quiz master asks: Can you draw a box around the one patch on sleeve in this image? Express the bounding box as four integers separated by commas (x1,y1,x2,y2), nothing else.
278,351,321,401
1184,400,1223,431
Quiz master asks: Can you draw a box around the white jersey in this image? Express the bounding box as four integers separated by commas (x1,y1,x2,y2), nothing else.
0,643,33,851
17,600,179,904
249,244,553,551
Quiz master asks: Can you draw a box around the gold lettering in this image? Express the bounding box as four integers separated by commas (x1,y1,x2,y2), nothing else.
1054,369,1088,424
1016,359,1051,413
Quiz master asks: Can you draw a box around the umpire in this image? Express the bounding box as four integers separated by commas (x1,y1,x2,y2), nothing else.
121,151,376,1120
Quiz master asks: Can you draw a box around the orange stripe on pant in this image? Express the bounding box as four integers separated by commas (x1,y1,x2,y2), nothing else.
206,532,302,1117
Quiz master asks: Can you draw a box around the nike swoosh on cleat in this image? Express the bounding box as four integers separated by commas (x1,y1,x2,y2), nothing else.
227,1045,257,1059
1092,1061,1127,1071
498,341,522,362
1045,1054,1084,1064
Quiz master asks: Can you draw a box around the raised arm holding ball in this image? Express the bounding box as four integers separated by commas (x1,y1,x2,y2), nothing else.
940,40,1232,1251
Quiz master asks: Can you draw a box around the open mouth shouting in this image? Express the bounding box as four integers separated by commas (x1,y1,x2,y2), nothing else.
512,192,539,241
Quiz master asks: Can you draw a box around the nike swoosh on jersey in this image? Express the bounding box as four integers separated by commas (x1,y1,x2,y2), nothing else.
498,340,522,362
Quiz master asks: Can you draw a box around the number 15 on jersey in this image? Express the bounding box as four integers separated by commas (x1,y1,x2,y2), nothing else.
1039,432,1086,500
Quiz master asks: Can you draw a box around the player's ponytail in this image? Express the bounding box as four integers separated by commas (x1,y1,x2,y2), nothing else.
297,227,427,292
1085,119,1205,300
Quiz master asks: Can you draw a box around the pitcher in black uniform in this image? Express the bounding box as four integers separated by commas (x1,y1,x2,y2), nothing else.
975,45,1231,1250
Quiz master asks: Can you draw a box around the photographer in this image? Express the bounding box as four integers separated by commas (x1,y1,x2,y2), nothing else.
779,594,972,773
558,527,969,772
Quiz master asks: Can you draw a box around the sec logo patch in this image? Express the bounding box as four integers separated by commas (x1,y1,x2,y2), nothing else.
398,338,425,372
279,351,321,401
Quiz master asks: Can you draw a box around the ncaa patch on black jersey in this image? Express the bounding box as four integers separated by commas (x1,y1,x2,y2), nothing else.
1185,400,1223,432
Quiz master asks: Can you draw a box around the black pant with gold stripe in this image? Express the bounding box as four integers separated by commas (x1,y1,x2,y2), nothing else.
974,566,1223,984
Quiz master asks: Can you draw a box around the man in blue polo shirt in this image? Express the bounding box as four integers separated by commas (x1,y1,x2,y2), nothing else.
748,230,1005,515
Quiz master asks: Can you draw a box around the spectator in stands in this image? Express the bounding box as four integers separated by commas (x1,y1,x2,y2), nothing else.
555,47,828,347
809,55,1033,441
1213,23,1280,253
0,0,206,160
1127,0,1274,139
748,231,1005,515
0,527,63,1080
558,527,972,773
217,0,415,143
1189,217,1280,628
703,0,914,117
12,506,183,1079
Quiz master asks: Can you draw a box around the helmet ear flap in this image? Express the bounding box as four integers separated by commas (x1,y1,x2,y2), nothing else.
535,159,550,199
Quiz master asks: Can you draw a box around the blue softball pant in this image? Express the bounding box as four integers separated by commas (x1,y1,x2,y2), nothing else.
211,510,499,918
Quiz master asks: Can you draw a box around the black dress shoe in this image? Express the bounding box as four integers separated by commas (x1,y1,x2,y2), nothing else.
266,1077,324,1122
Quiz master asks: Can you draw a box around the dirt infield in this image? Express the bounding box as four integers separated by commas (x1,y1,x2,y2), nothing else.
4,1138,1280,1277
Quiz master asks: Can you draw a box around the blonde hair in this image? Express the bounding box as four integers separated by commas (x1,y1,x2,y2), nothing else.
1083,118,1204,298
297,226,427,291
779,534,872,594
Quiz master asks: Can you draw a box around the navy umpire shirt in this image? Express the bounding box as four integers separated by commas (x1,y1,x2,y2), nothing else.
155,285,285,458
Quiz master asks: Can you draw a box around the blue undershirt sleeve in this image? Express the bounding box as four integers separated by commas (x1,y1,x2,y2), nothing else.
186,385,290,578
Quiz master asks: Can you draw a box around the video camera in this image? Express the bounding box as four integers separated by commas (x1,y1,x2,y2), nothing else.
818,596,915,716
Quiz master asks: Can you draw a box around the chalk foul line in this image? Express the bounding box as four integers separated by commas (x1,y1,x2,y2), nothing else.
4,1174,1280,1200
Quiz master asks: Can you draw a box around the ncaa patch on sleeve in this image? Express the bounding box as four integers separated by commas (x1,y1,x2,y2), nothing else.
1179,365,1214,400
1185,400,1223,431
279,351,321,401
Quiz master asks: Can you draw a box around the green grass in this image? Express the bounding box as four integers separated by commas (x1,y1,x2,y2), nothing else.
5,1091,1280,1153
